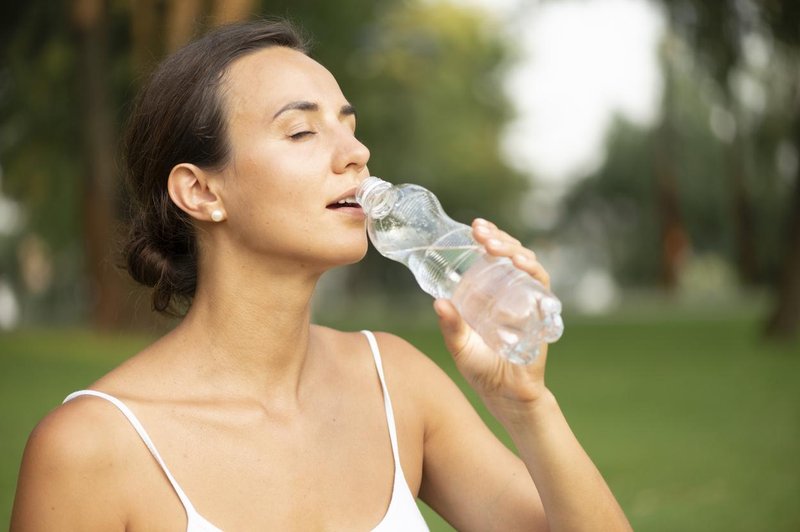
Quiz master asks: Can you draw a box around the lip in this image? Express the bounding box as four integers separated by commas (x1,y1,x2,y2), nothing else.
330,205,366,220
326,186,365,220
326,186,360,208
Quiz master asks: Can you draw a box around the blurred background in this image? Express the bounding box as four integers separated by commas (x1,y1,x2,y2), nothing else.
0,0,798,530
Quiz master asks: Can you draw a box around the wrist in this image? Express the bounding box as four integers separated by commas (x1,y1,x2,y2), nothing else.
484,386,559,429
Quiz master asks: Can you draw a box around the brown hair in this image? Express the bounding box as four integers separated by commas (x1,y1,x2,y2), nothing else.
122,19,309,315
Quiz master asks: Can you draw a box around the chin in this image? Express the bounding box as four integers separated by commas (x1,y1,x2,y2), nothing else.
340,242,370,265
321,238,369,267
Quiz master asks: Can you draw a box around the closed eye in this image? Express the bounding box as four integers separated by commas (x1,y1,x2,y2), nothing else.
289,131,316,140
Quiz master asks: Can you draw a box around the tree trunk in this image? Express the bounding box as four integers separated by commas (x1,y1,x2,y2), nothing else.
654,130,689,290
765,111,800,340
166,0,204,53
654,41,690,290
72,0,124,328
211,0,255,26
73,0,126,329
726,96,759,285
130,0,160,76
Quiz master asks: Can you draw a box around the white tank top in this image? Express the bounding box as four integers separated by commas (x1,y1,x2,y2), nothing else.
63,330,429,531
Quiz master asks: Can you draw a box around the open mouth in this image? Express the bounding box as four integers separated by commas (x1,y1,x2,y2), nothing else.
326,196,360,209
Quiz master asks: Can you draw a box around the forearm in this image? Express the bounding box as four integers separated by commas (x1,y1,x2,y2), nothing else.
436,220,631,530
489,390,632,532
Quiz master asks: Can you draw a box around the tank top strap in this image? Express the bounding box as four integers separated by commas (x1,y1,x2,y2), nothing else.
360,331,430,531
360,331,402,462
62,390,200,518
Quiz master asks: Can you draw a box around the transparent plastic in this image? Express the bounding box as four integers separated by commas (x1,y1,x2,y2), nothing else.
357,176,564,364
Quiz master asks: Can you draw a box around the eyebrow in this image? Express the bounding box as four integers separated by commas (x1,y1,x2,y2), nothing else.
272,101,357,120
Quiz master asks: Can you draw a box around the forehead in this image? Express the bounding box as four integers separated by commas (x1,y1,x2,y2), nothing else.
222,47,345,116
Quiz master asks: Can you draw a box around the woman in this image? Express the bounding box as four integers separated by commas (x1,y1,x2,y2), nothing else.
11,20,631,531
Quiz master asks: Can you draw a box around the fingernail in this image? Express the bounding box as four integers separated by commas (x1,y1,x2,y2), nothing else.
475,225,490,236
514,253,529,263
488,238,503,248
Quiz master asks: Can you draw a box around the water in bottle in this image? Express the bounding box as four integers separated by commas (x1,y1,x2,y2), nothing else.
356,176,564,364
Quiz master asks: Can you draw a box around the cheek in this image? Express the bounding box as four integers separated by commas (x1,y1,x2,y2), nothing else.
228,152,289,205
235,140,322,194
224,137,329,239
227,164,317,239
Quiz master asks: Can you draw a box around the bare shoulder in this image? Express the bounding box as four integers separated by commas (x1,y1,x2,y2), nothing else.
11,396,132,530
364,330,463,414
25,397,125,469
312,325,453,399
370,330,452,380
315,326,445,376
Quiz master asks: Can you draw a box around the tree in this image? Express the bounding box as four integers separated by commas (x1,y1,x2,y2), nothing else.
652,0,800,339
761,0,800,339
0,0,259,328
654,36,692,290
0,0,525,325
661,0,760,284
0,2,87,323
561,35,733,290
72,0,127,328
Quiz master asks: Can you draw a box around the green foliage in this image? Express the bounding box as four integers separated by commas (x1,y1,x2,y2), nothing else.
562,117,663,285
0,0,526,322
345,2,526,228
0,3,81,248
563,31,793,286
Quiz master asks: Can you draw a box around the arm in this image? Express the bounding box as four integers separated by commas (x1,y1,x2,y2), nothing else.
423,218,631,532
10,402,128,531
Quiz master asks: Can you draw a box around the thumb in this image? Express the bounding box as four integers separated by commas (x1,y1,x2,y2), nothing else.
433,299,472,357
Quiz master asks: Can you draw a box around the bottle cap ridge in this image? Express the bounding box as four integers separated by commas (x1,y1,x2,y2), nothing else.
357,176,394,219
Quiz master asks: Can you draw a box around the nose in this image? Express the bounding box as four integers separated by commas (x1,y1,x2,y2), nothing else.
332,128,370,175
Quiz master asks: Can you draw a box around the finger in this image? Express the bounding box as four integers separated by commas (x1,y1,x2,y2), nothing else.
472,219,521,247
510,248,537,265
433,299,472,357
495,229,521,247
473,218,496,230
512,253,551,289
472,219,493,241
472,219,551,288
472,218,501,245
484,237,521,257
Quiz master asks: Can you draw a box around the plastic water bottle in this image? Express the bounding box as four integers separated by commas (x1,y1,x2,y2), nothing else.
356,176,564,364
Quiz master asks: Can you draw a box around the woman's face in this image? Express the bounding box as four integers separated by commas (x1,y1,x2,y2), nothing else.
214,46,371,271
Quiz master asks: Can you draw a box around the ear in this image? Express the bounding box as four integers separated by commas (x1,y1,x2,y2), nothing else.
167,163,225,222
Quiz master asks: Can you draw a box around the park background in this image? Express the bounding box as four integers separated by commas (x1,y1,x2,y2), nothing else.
1,0,798,530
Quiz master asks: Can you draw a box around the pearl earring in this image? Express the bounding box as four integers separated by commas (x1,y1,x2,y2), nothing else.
211,209,224,222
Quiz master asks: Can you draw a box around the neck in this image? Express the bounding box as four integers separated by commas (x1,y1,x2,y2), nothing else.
168,251,324,403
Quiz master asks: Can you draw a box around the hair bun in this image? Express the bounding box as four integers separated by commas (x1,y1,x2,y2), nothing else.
124,217,196,314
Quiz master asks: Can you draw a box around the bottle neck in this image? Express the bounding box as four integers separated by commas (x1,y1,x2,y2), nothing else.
357,176,396,219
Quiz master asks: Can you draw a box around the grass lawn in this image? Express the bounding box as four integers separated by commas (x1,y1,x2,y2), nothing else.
2,307,798,530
